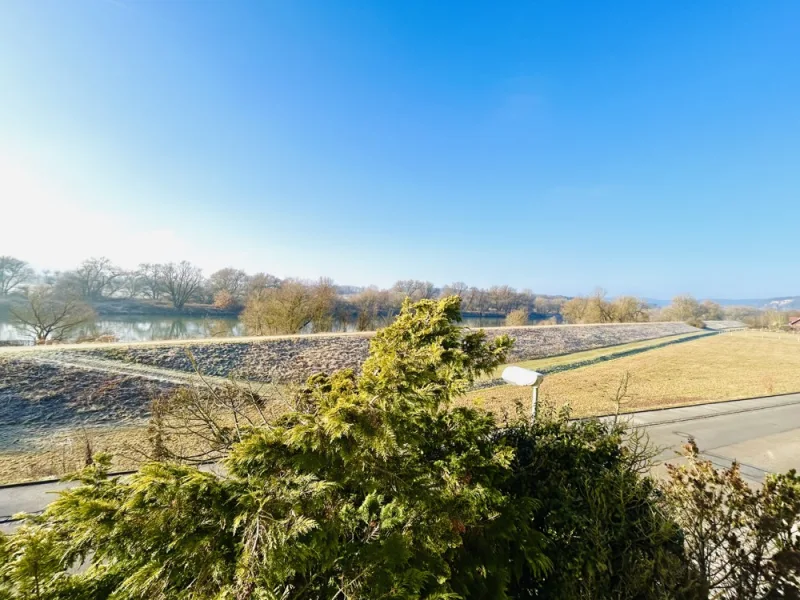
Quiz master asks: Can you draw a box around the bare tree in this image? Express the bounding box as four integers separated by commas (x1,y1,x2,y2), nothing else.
246,272,282,296
611,296,649,322
10,286,96,343
661,295,723,323
62,257,122,300
440,281,468,299
699,299,724,321
505,308,529,327
241,280,316,335
137,263,165,300
465,286,489,316
561,290,648,324
488,285,516,313
534,296,563,315
352,286,392,331
213,289,237,310
310,277,338,332
141,373,286,465
162,261,204,310
392,279,436,301
209,267,249,300
610,371,632,422
116,270,143,299
560,296,589,323
0,256,34,296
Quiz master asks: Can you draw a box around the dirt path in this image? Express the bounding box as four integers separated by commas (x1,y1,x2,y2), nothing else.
26,353,230,387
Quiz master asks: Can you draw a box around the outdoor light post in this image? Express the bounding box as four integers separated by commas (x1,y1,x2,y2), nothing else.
501,366,544,421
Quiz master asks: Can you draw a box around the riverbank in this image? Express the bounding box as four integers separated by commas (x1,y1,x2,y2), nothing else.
0,321,705,483
90,298,241,317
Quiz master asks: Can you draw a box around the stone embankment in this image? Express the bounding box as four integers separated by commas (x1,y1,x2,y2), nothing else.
0,358,178,450
703,320,748,331
0,322,700,451
76,322,699,383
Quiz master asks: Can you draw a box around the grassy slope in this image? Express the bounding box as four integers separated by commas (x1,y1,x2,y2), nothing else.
463,331,800,418
483,331,708,379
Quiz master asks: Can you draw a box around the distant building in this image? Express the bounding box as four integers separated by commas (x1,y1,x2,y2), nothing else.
790,317,800,330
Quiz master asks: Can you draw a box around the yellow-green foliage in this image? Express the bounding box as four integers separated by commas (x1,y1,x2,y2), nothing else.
0,297,537,599
6,301,792,598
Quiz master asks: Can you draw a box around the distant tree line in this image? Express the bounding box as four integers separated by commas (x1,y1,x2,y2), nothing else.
2,254,794,342
0,255,573,340
560,288,650,324
0,256,566,315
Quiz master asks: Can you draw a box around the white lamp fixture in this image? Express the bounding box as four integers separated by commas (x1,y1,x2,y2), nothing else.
501,366,544,421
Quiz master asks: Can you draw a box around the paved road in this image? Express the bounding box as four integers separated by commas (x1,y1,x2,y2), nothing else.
3,394,800,533
621,393,800,483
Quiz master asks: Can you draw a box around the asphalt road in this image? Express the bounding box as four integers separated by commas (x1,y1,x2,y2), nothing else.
622,393,800,483
3,393,800,533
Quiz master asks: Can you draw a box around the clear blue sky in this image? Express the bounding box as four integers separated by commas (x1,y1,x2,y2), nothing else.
1,1,798,299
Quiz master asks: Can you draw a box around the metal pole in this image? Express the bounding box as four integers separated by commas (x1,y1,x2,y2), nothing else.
531,384,539,421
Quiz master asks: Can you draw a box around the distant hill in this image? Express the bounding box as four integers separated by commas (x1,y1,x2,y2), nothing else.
643,298,670,308
712,297,800,310
642,297,800,310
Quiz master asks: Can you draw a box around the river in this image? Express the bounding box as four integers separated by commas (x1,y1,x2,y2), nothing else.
0,312,513,343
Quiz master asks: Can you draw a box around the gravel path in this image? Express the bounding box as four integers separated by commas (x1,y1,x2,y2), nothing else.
28,353,221,387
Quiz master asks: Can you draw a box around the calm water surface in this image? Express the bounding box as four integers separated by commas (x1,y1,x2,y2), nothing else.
0,312,512,344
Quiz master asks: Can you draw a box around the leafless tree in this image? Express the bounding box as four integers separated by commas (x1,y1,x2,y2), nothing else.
246,272,282,296
137,263,165,300
209,267,249,300
465,286,489,316
610,371,632,422
440,281,469,299
561,290,649,324
116,270,143,299
309,277,338,332
352,286,392,331
10,286,96,343
241,279,332,335
611,296,649,322
63,257,122,300
505,308,529,327
140,372,288,465
0,255,34,296
560,296,589,324
392,279,436,301
488,285,516,313
162,261,204,310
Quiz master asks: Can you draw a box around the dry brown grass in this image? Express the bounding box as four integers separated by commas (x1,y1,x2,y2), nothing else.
462,331,800,419
0,383,291,485
484,331,706,379
0,427,149,485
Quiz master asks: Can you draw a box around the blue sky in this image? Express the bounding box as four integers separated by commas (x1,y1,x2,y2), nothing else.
1,1,798,299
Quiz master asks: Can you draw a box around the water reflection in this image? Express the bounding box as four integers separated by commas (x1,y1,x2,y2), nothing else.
0,315,245,343
0,313,511,343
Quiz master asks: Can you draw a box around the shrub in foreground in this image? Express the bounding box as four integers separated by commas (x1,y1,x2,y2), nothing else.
1,297,798,599
0,297,527,598
664,440,800,599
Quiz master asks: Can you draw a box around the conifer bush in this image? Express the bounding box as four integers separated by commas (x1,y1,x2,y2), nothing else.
2,297,798,599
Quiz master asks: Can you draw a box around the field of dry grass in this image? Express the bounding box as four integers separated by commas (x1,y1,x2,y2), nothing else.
483,331,707,379
463,331,800,419
0,426,150,484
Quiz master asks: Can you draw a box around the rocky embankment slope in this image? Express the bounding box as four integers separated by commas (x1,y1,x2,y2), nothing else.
0,358,178,450
0,322,700,451
74,322,699,383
